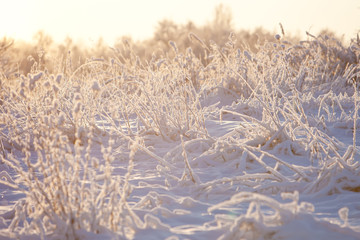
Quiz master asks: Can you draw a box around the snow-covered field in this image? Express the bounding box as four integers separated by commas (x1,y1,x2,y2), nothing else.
0,34,359,239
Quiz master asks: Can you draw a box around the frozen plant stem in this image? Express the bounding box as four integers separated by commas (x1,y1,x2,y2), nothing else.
352,81,358,162
180,135,196,183
230,68,281,130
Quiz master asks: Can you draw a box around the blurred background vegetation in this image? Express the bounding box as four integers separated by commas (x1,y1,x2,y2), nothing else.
0,4,351,79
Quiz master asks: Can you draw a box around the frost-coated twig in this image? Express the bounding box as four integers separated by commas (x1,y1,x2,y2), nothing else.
351,81,358,163
230,68,281,130
242,148,289,182
180,135,197,184
112,126,174,169
220,109,269,130
245,145,308,180
262,120,290,149
199,173,279,190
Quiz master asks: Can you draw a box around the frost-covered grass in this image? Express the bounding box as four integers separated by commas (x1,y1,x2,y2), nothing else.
0,33,359,239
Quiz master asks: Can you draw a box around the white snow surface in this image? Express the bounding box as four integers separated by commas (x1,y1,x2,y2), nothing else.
1,90,359,240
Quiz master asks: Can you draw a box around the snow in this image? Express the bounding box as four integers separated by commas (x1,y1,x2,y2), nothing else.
0,35,359,239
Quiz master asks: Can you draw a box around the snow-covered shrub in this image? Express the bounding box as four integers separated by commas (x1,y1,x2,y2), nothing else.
1,127,142,239
100,41,208,141
0,63,143,239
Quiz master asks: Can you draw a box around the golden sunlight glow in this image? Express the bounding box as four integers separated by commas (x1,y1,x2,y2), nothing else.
1,0,359,44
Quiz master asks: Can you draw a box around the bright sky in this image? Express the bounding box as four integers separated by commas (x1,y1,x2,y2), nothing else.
1,0,359,45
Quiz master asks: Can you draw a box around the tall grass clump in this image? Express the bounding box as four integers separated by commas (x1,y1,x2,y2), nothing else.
177,31,360,196
0,40,210,237
0,64,144,239
99,40,208,141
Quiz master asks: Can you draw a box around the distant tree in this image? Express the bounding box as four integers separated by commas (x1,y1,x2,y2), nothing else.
201,4,234,46
154,19,179,48
212,3,233,31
